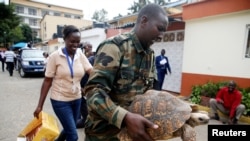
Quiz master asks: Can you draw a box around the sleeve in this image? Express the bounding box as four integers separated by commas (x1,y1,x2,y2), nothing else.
80,51,92,72
229,92,242,118
84,43,128,129
215,87,224,102
45,52,57,77
155,56,161,68
165,57,171,74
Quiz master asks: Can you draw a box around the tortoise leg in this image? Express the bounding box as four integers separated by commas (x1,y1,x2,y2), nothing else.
180,124,196,141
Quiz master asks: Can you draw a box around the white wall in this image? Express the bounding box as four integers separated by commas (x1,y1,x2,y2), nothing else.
183,10,250,78
80,28,106,52
152,30,184,93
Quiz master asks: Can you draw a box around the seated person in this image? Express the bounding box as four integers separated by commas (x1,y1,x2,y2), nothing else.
209,80,245,124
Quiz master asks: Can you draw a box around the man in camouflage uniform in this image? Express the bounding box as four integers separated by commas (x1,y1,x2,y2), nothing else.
84,4,169,141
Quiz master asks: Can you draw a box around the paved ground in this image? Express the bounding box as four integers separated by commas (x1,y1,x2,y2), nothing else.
0,70,248,141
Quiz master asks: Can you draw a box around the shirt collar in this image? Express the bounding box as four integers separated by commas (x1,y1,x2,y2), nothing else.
129,30,152,54
58,47,80,59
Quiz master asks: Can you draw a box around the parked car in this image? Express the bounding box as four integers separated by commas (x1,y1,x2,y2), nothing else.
16,48,45,77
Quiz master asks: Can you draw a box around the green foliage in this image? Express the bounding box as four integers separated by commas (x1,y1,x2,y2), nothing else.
9,26,24,43
190,81,250,116
0,4,38,45
113,14,123,20
153,0,168,5
201,82,219,97
189,85,202,104
19,23,32,43
190,81,228,104
0,3,22,46
239,87,250,116
127,0,171,14
92,9,108,22
128,0,151,14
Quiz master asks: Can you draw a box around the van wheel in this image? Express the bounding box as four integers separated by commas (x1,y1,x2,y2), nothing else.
19,68,26,77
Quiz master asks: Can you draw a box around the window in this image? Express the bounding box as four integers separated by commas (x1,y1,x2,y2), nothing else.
64,14,71,18
32,30,38,37
74,15,81,19
15,6,24,14
28,8,37,16
54,12,61,16
42,10,49,17
29,19,37,26
245,25,250,58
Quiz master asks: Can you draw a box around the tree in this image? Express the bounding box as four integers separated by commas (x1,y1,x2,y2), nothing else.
128,1,140,14
128,0,151,14
0,3,21,47
154,0,167,5
127,0,173,14
91,9,108,22
113,14,123,20
8,26,24,44
19,23,32,43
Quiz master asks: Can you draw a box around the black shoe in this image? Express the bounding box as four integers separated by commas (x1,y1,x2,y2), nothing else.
54,132,66,141
233,118,238,124
210,113,220,120
76,119,85,129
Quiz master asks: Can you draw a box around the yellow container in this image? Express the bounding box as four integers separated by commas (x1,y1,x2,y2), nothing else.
17,111,59,141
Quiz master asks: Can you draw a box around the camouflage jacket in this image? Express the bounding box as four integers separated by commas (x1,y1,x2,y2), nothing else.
84,30,158,140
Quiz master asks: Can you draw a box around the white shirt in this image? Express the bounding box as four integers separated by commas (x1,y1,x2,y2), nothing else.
0,51,5,59
4,50,16,62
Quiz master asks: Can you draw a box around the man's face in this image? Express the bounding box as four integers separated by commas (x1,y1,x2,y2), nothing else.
228,83,236,93
141,13,168,48
161,49,165,56
85,44,92,52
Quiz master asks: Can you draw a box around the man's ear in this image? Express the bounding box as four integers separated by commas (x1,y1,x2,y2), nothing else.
140,15,148,27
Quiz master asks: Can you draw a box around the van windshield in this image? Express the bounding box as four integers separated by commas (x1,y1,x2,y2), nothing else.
22,50,44,58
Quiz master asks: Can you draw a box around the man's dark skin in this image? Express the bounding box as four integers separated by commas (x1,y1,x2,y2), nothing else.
217,80,236,124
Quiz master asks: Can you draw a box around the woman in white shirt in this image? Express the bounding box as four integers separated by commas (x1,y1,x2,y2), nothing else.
33,25,93,141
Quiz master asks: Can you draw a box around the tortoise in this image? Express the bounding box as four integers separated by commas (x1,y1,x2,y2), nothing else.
118,90,210,141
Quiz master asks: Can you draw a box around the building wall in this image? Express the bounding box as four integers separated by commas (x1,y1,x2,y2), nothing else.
109,14,137,28
40,15,90,41
11,0,83,15
181,0,250,96
106,28,132,38
11,0,92,41
152,29,185,93
80,28,107,52
183,11,250,78
41,28,106,55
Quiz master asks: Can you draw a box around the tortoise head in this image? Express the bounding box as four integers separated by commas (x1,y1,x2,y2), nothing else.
186,110,210,127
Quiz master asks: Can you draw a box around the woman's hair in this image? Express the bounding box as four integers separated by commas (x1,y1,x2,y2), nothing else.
62,25,80,40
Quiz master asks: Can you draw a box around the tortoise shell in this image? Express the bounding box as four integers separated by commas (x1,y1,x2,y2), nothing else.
119,90,192,140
